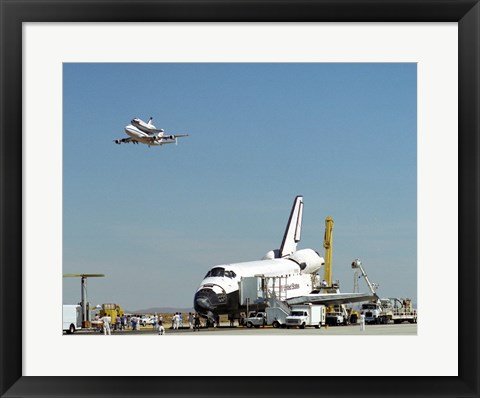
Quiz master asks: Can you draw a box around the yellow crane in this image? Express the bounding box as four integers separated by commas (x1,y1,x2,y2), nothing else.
323,216,334,287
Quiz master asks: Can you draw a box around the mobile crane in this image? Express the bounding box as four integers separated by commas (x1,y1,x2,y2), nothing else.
322,217,350,325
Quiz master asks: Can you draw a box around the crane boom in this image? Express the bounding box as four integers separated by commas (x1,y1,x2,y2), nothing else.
323,216,334,286
351,259,379,300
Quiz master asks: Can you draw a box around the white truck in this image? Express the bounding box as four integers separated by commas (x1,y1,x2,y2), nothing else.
360,298,417,324
325,311,346,326
63,304,82,334
244,311,267,328
360,302,389,324
285,304,326,329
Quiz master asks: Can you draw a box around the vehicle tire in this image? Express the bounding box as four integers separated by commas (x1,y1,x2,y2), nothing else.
272,321,280,328
246,322,253,328
300,323,305,329
69,324,75,334
315,324,320,329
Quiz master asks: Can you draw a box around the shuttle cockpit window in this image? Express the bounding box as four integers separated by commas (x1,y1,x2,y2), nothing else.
224,270,237,279
204,267,225,278
210,267,225,277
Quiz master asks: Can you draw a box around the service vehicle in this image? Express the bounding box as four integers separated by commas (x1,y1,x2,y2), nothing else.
244,311,267,328
325,311,346,326
265,306,289,328
360,302,390,324
388,298,417,324
63,304,82,334
360,298,417,324
140,315,155,326
285,304,326,329
99,303,125,326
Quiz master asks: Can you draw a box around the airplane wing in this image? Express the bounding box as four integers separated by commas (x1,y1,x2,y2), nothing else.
285,292,376,306
147,134,189,142
160,134,189,140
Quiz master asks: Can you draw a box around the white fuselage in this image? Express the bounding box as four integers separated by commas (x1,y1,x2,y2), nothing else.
124,124,164,146
124,118,170,145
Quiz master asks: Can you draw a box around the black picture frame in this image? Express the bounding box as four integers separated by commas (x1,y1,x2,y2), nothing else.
1,1,478,397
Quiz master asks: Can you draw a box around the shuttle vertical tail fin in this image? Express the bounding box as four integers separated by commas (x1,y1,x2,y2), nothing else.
279,195,304,257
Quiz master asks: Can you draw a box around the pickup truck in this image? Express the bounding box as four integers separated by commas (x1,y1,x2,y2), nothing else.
244,312,266,328
140,316,155,326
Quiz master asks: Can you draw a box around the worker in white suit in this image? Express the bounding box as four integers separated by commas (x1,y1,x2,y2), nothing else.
359,313,366,331
101,315,111,335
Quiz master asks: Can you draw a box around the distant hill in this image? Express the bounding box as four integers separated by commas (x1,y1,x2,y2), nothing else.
126,307,194,314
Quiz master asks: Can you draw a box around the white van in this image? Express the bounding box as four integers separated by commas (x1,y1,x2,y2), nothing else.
63,305,82,334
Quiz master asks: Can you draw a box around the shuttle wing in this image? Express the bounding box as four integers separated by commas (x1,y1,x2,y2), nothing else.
286,292,376,306
279,195,304,258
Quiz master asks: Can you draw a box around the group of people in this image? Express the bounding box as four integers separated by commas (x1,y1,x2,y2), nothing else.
96,312,204,335
171,312,202,331
171,312,183,329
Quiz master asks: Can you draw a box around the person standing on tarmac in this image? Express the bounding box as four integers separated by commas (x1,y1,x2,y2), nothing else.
172,313,179,329
188,312,194,330
101,314,111,335
359,313,366,331
194,313,201,331
158,315,165,335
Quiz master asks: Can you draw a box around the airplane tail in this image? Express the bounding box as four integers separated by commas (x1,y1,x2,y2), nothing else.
147,117,153,125
279,195,304,257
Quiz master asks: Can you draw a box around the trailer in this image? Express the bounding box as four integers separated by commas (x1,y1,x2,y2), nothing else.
63,304,82,334
388,298,417,324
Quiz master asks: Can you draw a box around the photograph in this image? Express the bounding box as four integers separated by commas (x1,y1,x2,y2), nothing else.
62,63,417,337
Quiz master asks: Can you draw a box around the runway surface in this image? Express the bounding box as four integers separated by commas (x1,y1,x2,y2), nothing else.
72,322,416,336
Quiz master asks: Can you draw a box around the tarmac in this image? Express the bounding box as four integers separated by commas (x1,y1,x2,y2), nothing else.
71,322,417,336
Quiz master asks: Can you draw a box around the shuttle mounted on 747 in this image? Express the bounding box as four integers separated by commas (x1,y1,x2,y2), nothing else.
114,117,188,147
193,196,374,323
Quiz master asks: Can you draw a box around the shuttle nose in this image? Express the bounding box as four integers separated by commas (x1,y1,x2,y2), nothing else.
194,287,228,314
194,289,216,313
195,296,213,311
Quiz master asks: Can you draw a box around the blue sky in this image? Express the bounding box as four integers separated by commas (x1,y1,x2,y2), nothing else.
63,63,416,311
